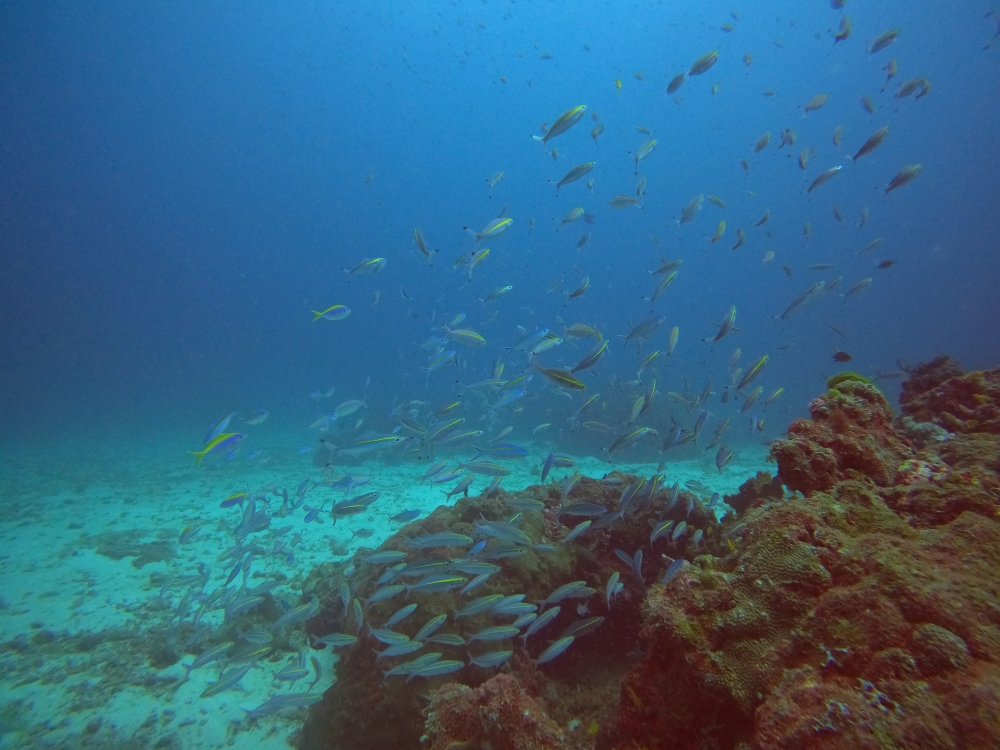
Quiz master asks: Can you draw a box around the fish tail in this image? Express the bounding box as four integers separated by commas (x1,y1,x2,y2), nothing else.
531,134,545,142
310,311,323,321
187,449,207,467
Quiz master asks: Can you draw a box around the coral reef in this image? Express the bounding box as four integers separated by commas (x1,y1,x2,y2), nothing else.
601,358,1000,750
900,358,1000,434
423,673,569,750
769,379,912,496
297,356,1000,750
298,476,718,750
723,471,784,516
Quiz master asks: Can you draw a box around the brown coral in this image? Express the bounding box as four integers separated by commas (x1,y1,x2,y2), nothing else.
769,380,913,496
423,674,569,750
605,482,1000,750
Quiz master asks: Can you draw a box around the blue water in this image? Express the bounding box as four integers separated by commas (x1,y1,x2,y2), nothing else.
0,1,998,745
2,0,998,448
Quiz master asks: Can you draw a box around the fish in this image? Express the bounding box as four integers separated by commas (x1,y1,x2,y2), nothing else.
467,626,521,642
660,558,689,584
184,642,234,677
591,123,604,144
204,413,236,444
634,139,657,173
832,349,853,362
868,29,900,54
486,172,503,199
406,659,465,679
390,510,421,523
620,315,665,352
188,433,242,467
311,304,351,322
895,77,931,100
335,399,367,418
344,257,386,277
808,165,842,193
241,409,270,426
710,221,726,243
652,257,682,275
860,95,876,114
540,581,596,608
533,105,586,144
716,445,733,473
242,693,323,718
755,209,770,227
454,595,506,619
555,162,596,193
467,217,512,243
705,306,736,344
844,278,873,297
736,356,768,392
382,653,444,678
834,16,852,44
407,532,474,549
753,132,771,153
364,585,404,607
441,326,487,350
571,340,608,374
852,126,889,161
667,72,686,94
743,53,752,67
609,194,640,210
200,664,255,698
731,228,745,250
535,365,585,390
312,632,358,649
470,650,514,668
560,616,605,639
804,93,828,112
411,615,448,643
535,636,575,665
777,282,825,320
560,207,585,226
679,194,704,224
884,59,898,84
689,50,719,76
886,164,922,194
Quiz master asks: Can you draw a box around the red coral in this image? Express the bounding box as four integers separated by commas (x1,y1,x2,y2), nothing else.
769,381,912,496
423,674,569,750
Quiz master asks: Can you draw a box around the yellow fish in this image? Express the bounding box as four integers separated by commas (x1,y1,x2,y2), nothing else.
187,433,241,467
615,78,622,93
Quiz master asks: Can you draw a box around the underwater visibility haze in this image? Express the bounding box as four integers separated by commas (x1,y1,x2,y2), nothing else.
1,1,1000,749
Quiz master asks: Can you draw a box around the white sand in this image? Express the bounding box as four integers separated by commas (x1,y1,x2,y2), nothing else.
0,431,770,749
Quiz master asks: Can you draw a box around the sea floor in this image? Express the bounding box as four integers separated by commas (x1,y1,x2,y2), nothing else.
0,433,771,750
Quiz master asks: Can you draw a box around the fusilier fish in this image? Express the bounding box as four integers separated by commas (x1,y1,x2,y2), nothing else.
885,164,921,194
853,127,889,161
807,165,842,192
689,50,719,76
555,162,596,193
533,105,587,144
868,29,900,53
